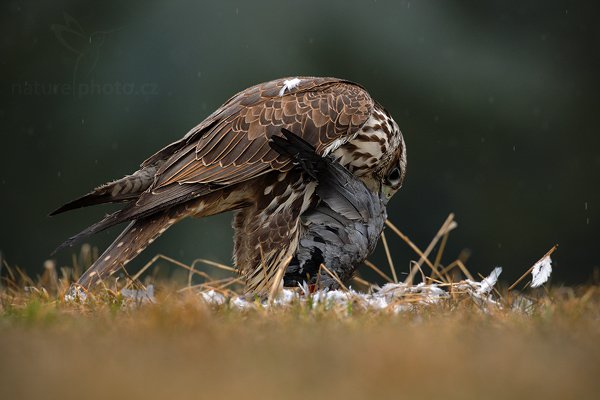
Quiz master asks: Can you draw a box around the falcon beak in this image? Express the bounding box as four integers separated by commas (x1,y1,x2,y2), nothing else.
382,185,396,202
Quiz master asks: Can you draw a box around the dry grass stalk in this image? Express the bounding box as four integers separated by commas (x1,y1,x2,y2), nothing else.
128,254,213,287
0,210,565,319
268,256,292,304
363,260,394,283
380,231,398,283
386,214,455,285
320,264,349,292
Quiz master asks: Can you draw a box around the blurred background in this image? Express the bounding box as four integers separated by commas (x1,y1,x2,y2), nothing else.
1,0,598,285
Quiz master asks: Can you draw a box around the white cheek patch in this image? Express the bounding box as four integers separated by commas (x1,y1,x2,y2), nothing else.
279,78,301,96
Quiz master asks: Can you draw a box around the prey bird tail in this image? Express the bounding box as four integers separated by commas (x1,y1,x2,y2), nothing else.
76,206,185,288
49,166,159,216
269,128,321,180
271,128,369,220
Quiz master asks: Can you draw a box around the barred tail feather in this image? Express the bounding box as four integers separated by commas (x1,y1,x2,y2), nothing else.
51,209,130,255
76,208,185,288
49,191,126,216
49,166,158,216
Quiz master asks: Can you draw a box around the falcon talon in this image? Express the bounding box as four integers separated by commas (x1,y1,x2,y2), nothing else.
50,77,407,296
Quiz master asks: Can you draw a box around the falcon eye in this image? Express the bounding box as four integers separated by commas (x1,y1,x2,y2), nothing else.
386,167,402,186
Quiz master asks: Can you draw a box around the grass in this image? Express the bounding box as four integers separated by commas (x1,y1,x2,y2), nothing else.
1,214,598,400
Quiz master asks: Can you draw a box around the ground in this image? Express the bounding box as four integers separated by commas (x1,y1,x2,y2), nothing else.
1,216,598,400
0,282,598,400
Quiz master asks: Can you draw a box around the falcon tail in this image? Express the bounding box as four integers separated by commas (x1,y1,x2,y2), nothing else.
76,207,184,288
49,166,158,216
52,208,133,255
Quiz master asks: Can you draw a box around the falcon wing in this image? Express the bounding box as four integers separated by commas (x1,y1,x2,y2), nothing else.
128,77,374,219
54,77,374,251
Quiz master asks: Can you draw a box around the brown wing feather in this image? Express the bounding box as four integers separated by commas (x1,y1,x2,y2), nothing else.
118,77,373,221
163,78,372,184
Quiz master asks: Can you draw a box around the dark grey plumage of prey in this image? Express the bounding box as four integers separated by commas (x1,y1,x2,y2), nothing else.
272,130,387,290
51,77,407,296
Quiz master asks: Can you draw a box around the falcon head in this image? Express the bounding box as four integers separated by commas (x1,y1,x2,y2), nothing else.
334,111,407,205
380,126,407,203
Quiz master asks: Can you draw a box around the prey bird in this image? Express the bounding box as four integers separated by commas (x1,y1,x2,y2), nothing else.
51,77,407,295
272,129,387,290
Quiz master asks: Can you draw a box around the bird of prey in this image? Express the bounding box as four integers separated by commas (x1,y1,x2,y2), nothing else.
271,129,387,290
51,77,407,295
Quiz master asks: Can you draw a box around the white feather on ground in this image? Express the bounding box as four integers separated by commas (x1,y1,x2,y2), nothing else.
196,270,504,313
64,270,507,312
200,289,226,305
65,268,507,312
530,255,552,288
121,284,155,303
477,267,503,295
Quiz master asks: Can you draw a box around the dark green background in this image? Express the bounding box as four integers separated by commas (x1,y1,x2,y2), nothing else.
1,0,598,284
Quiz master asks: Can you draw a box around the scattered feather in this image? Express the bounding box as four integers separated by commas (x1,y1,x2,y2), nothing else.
231,296,252,310
273,288,299,305
200,289,226,305
64,286,87,303
121,285,155,303
200,274,503,313
530,255,552,288
478,267,502,295
298,281,311,296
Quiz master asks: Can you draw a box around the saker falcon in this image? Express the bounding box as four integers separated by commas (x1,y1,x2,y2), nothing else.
51,77,407,295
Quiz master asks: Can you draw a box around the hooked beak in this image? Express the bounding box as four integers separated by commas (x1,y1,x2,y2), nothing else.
382,185,396,203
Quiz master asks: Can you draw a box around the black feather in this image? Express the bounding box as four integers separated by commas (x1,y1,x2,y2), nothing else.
271,128,365,220
49,192,130,216
269,129,322,179
50,208,130,255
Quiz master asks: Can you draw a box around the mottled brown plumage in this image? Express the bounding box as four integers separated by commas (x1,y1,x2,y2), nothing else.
52,77,406,295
